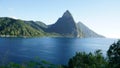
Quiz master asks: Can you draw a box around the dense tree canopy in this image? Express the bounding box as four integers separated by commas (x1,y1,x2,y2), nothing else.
107,40,120,68
68,50,108,68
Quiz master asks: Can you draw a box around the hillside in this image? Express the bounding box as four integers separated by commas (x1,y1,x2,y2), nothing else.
0,17,47,37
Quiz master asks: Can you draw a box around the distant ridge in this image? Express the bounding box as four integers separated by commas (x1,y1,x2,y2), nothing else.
77,22,104,38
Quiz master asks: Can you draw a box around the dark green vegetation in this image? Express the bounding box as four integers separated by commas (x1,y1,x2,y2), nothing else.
107,40,120,68
1,40,120,68
68,50,108,68
0,60,65,68
0,10,104,38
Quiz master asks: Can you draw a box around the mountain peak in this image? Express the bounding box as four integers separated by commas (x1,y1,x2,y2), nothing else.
48,10,78,37
65,10,71,14
62,10,72,18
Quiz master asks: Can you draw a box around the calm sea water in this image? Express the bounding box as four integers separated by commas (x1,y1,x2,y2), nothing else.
0,37,117,65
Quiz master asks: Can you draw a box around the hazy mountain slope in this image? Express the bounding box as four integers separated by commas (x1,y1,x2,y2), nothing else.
25,21,48,31
77,22,104,38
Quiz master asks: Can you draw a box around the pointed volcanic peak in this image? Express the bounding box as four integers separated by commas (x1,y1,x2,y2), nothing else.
55,10,75,24
62,10,73,18
47,10,78,37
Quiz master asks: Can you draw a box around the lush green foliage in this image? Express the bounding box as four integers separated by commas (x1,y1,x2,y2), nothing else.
0,60,65,68
68,50,108,68
107,40,120,68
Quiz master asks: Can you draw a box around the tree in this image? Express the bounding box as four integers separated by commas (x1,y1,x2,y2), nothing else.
107,40,120,68
68,50,107,68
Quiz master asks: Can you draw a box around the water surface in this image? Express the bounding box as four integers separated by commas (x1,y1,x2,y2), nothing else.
0,37,116,65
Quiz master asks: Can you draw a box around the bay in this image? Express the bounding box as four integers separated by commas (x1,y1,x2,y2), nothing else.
0,37,117,65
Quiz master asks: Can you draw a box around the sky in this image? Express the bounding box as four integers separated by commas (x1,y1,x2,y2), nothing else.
0,0,120,38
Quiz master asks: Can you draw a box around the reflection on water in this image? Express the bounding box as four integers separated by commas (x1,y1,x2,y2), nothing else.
0,37,116,65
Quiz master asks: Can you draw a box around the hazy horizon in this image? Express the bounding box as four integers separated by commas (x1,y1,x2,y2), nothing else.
0,0,120,38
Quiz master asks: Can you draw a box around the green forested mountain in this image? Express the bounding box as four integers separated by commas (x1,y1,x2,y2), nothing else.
0,17,48,37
